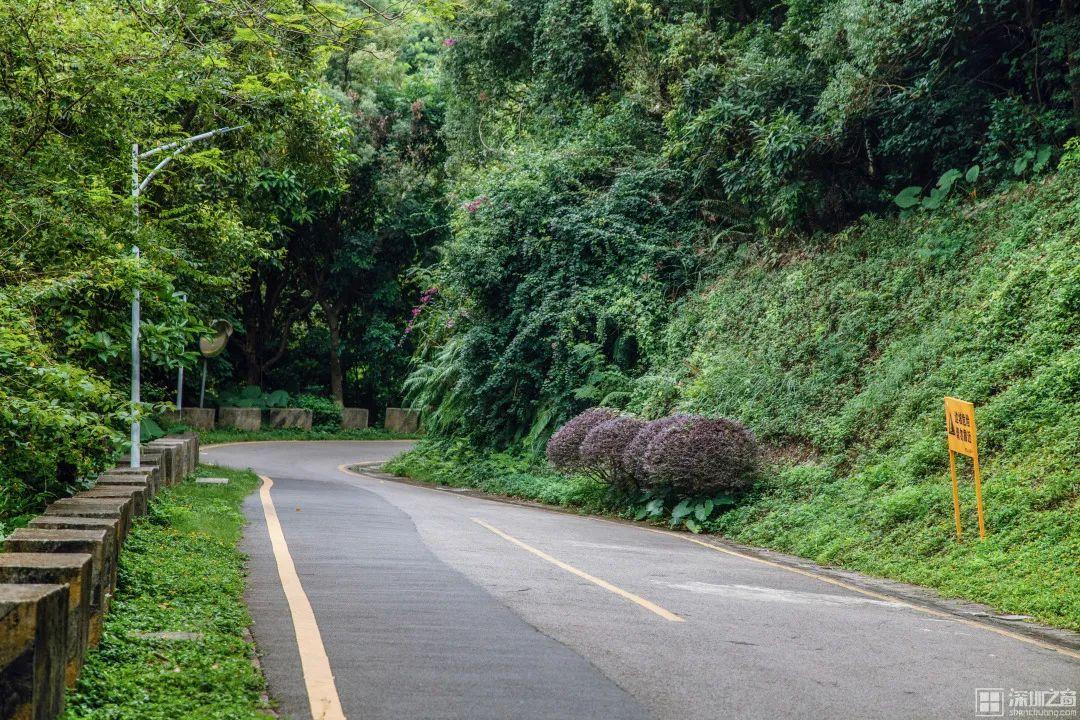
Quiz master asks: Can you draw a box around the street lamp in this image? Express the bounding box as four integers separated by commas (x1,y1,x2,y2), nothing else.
128,125,245,468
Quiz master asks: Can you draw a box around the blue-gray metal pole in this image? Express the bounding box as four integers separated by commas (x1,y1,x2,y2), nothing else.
176,292,187,414
130,145,141,468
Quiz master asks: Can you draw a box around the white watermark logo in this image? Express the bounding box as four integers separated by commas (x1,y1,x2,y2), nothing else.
977,688,1077,717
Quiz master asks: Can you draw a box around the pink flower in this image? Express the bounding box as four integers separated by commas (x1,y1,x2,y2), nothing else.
443,38,457,47
463,195,489,214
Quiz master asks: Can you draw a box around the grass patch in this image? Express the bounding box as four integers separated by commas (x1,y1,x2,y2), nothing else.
200,426,419,445
63,465,271,719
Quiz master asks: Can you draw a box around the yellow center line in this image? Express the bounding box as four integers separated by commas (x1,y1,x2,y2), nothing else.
634,524,1080,661
471,517,683,623
258,475,347,720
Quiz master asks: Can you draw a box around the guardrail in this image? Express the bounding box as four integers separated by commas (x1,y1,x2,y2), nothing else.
0,433,199,719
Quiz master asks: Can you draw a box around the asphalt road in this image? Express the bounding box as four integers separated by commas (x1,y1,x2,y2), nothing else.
203,441,1079,720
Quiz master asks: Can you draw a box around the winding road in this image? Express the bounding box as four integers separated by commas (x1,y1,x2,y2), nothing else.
202,440,1079,720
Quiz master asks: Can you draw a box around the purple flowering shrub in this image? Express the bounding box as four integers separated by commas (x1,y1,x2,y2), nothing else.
545,407,619,472
622,413,693,487
643,416,758,496
579,416,646,491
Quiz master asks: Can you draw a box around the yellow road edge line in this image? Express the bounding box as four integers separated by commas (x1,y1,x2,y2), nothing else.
636,525,1080,661
258,475,348,720
470,517,683,623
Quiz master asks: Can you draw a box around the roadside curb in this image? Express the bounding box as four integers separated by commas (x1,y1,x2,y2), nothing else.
347,463,1080,660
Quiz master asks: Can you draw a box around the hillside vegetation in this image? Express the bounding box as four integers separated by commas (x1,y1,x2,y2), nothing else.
391,160,1080,629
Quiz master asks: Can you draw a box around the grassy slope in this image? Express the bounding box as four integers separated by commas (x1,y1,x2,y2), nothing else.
390,171,1080,630
64,465,271,719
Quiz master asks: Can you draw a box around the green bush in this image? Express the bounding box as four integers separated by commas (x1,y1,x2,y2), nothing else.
0,300,126,529
293,394,342,428
217,386,290,409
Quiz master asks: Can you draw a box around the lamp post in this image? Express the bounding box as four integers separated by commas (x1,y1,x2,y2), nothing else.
129,125,245,468
176,292,188,415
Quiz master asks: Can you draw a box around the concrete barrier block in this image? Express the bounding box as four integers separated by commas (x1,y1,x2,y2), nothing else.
183,432,200,469
341,408,369,430
218,407,260,432
94,473,156,501
146,441,183,480
116,449,171,485
165,432,199,474
4,530,111,646
0,583,68,720
161,408,215,430
385,407,420,434
25,519,119,630
76,486,147,517
265,408,312,430
101,465,160,493
43,497,132,545
25,517,119,575
0,554,92,688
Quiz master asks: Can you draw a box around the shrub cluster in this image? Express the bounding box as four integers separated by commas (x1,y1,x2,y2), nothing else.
546,408,758,498
545,407,618,471
579,416,645,491
642,417,758,496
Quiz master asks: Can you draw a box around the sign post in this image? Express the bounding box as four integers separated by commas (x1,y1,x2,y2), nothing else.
944,396,985,539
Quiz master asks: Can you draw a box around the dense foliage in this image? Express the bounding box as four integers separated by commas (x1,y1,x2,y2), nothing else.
0,0,370,524
391,160,1080,629
239,19,451,414
406,0,1080,443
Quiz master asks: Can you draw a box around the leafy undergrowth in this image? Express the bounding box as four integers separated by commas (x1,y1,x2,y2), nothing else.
200,426,420,445
385,440,611,513
63,465,271,720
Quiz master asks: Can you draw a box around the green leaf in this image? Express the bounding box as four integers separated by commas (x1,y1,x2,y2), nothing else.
1013,150,1035,176
713,493,736,507
1033,146,1052,173
240,385,262,399
684,518,702,534
694,499,714,521
936,168,962,194
671,499,692,520
266,390,289,407
921,188,945,210
634,507,648,521
645,498,664,516
893,186,922,209
140,417,164,442
965,165,980,183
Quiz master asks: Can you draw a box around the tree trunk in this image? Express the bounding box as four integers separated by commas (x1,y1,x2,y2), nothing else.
243,342,263,387
325,302,344,405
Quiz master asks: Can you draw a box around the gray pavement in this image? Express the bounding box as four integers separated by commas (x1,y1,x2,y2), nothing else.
203,441,1079,720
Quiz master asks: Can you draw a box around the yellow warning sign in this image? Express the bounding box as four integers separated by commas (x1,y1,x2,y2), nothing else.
944,397,986,540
